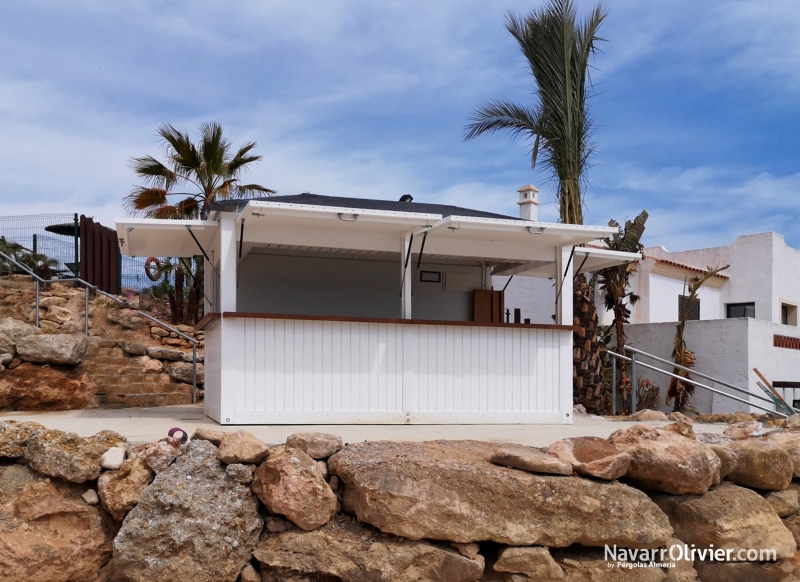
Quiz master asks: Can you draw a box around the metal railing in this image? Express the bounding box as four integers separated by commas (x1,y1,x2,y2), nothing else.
0,249,199,404
608,345,793,418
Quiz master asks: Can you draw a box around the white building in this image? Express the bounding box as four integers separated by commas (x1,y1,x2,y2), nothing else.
116,192,637,426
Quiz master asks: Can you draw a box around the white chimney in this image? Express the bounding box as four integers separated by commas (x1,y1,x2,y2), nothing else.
517,185,540,221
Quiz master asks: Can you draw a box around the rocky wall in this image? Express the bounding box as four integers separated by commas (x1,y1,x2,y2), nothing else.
3,418,800,581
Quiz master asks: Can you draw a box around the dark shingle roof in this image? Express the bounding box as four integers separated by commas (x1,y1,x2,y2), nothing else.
208,193,519,220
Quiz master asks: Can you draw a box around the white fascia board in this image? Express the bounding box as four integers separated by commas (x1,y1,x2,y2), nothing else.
574,246,642,262
443,215,618,238
241,200,442,225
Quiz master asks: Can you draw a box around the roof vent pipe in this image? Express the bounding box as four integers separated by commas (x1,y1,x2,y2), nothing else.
399,194,413,203
517,185,540,221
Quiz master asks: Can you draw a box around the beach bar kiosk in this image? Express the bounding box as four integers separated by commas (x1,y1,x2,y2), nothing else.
116,193,638,425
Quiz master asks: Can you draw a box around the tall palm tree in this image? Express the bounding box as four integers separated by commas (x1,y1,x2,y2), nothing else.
464,0,608,411
126,122,275,218
463,0,607,224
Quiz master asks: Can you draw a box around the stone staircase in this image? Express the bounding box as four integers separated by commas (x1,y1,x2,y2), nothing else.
85,340,192,408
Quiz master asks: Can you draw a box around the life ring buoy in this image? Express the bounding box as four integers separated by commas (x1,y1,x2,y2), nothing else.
144,257,163,281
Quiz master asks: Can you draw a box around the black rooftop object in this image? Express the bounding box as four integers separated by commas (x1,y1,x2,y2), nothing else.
207,193,519,221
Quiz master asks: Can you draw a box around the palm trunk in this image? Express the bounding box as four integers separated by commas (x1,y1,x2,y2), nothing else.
573,274,606,413
174,262,185,325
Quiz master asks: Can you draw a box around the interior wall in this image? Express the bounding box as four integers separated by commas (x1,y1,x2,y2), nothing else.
495,275,556,324
237,251,479,321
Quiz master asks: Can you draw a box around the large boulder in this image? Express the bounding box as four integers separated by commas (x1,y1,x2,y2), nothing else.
97,457,154,521
112,440,263,582
0,331,15,356
0,363,98,411
607,425,721,494
726,439,793,491
763,430,800,478
328,440,673,548
217,430,270,464
709,444,738,480
491,445,573,476
493,546,564,580
15,333,88,365
765,490,800,518
252,445,338,531
546,436,630,480
24,429,127,483
654,483,797,559
0,464,116,582
0,419,45,457
165,361,205,384
286,432,344,459
106,308,147,330
0,317,41,343
254,515,484,582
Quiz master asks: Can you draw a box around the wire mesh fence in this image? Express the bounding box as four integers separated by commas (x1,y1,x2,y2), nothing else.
0,213,151,292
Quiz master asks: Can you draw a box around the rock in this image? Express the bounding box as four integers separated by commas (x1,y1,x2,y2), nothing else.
106,308,146,329
134,355,163,374
0,363,98,411
39,295,67,308
240,564,262,582
317,459,329,479
763,430,800,477
82,488,100,505
252,445,338,531
24,429,127,483
723,420,761,440
709,445,738,480
226,463,256,484
628,409,669,421
129,436,181,472
726,439,793,491
662,420,695,439
0,331,15,357
494,547,564,580
165,360,205,384
784,514,800,544
451,542,480,559
44,304,73,324
0,352,12,365
15,333,88,365
266,516,295,533
146,345,191,361
654,483,797,559
329,475,340,491
0,464,116,582
98,457,154,521
694,559,797,582
39,319,61,332
608,425,721,494
696,432,732,445
285,432,344,459
0,419,45,457
668,411,693,423
551,546,666,581
785,414,800,429
217,430,270,464
491,445,573,476
546,436,630,480
119,341,146,356
0,316,42,342
113,440,263,582
150,326,169,337
663,537,698,582
100,446,126,470
765,490,800,518
192,425,229,445
328,440,672,548
254,515,484,582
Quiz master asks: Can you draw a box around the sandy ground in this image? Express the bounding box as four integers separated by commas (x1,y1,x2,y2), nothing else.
0,404,730,446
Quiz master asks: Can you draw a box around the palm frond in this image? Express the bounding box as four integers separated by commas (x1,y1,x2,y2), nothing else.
125,187,169,214
463,101,542,142
234,184,277,198
130,156,178,190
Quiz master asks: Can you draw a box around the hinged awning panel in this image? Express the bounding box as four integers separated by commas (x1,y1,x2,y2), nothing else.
116,219,218,257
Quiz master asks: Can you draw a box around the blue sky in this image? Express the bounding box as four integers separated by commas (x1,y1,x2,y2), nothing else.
1,0,799,251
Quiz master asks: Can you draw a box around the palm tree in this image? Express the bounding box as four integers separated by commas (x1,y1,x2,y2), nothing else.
126,122,274,324
464,0,608,411
463,0,607,224
126,122,275,218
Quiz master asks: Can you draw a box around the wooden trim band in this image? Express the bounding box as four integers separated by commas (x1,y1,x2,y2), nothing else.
195,312,221,331
220,311,580,332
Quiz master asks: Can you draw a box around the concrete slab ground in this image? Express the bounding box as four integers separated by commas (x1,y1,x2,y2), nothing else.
0,404,730,446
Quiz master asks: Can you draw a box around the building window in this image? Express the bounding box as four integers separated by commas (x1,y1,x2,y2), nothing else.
781,303,797,326
678,295,700,321
727,302,755,319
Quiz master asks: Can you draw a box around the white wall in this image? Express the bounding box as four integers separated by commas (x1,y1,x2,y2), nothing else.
237,251,480,321
494,275,557,324
625,318,800,414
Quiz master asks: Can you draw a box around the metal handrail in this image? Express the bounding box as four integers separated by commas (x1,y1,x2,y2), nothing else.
0,249,199,403
607,346,791,418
